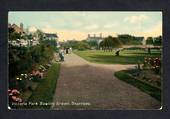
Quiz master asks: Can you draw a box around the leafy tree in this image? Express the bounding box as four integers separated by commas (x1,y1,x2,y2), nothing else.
62,40,76,48
41,39,57,48
146,37,154,45
100,36,122,51
77,41,90,50
27,34,33,40
87,40,98,48
36,29,44,43
118,34,143,45
153,36,162,46
8,27,22,41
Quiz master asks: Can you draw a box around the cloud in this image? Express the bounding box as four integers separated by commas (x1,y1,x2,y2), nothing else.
84,24,99,30
41,25,57,33
57,30,87,41
103,23,117,29
124,15,149,24
146,23,162,36
41,26,87,41
134,22,162,37
28,26,37,32
41,25,118,41
72,21,83,27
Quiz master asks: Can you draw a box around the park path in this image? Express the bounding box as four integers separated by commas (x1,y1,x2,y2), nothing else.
52,53,161,110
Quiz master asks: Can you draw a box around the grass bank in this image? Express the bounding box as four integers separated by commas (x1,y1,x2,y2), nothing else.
27,63,60,109
74,49,161,64
114,70,161,101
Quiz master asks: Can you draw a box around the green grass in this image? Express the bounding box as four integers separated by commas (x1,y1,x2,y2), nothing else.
26,63,60,109
74,49,161,64
114,70,161,101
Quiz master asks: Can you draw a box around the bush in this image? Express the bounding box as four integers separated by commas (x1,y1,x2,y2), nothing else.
77,41,90,50
9,44,55,91
27,63,60,109
143,57,161,74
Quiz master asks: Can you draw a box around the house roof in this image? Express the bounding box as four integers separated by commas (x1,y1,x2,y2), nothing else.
8,23,24,33
44,33,58,38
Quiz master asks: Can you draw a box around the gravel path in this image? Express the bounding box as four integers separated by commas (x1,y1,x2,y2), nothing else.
52,53,161,110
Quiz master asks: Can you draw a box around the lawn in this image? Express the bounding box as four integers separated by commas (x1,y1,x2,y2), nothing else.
74,49,161,64
26,63,60,109
114,70,161,101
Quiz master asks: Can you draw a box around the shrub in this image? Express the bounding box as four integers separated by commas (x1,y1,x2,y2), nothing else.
27,63,60,109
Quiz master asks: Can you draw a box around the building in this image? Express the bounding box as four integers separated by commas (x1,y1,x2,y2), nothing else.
43,33,59,47
43,33,58,40
8,23,24,34
86,33,104,45
8,23,27,47
8,23,40,47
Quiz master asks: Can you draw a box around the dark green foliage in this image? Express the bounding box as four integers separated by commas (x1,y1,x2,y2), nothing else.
63,40,79,49
118,34,143,45
146,37,154,45
87,40,98,49
35,29,44,43
154,36,162,46
115,70,161,101
77,41,90,50
100,36,122,51
145,36,162,46
9,44,54,89
41,39,57,47
27,63,60,109
8,27,22,41
62,40,90,50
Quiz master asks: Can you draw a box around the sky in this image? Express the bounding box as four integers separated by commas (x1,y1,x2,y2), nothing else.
8,11,162,41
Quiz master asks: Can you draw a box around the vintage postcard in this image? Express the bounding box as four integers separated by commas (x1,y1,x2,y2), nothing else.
8,11,162,110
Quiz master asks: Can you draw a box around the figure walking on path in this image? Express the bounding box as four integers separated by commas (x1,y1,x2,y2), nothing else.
59,49,64,61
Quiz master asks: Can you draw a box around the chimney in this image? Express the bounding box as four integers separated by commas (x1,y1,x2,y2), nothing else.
20,23,23,31
100,33,102,38
88,34,90,38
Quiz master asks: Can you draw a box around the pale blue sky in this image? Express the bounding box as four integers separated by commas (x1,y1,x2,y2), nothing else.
8,11,162,41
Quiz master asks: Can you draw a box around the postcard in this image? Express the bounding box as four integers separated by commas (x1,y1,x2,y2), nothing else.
8,11,162,110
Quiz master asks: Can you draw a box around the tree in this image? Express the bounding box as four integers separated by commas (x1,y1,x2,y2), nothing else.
42,39,57,47
8,27,22,41
77,41,90,50
61,40,78,49
100,36,122,51
36,29,44,43
153,36,162,46
87,40,98,49
146,37,154,45
117,34,143,45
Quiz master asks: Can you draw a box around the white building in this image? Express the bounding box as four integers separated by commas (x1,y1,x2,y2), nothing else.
43,33,58,41
43,33,59,47
86,33,104,45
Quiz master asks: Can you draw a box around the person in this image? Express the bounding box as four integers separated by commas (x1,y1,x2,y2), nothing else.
59,49,64,61
115,50,120,56
115,48,123,56
148,48,151,54
69,47,72,53
66,47,69,54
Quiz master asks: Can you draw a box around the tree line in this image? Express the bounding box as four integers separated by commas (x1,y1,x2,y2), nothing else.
59,34,162,52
